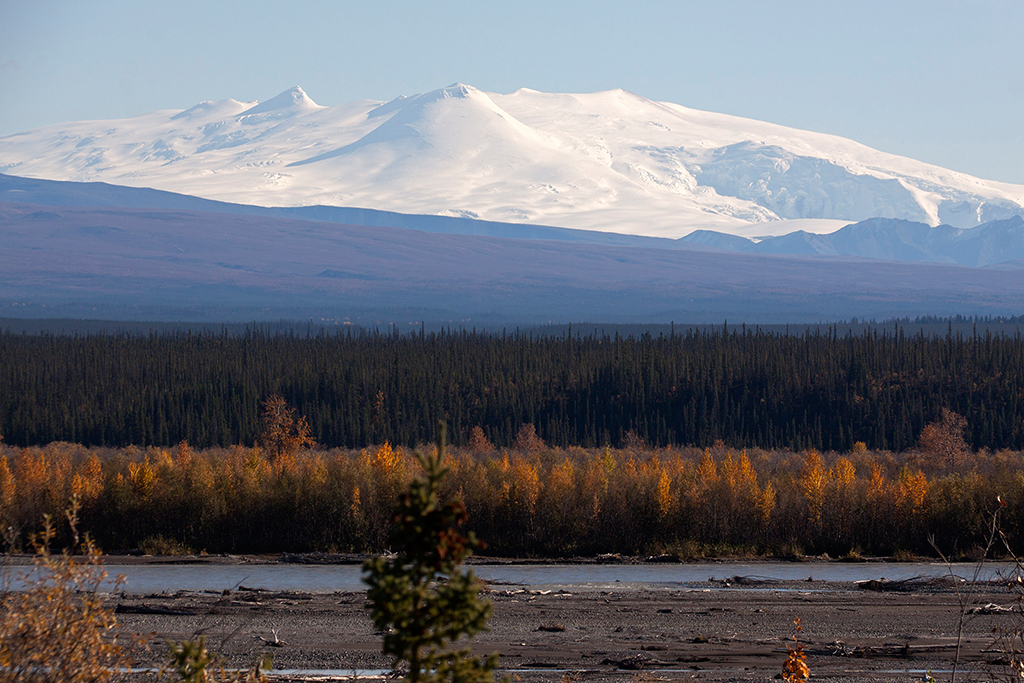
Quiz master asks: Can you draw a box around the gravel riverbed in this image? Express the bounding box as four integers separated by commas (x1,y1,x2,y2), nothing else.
113,576,1019,682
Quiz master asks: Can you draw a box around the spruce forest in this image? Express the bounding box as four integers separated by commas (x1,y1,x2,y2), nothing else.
2,325,1024,452
2,324,1024,558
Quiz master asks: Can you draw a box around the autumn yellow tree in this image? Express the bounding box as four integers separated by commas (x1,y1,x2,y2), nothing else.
256,395,315,462
512,424,545,452
799,450,827,530
919,409,970,469
467,427,494,454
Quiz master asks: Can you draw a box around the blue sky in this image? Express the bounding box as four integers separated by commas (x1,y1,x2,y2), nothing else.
2,0,1022,183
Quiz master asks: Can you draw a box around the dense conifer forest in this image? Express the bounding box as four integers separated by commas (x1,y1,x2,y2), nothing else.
2,325,1024,451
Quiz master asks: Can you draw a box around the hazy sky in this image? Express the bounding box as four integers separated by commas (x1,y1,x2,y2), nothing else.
2,0,1022,183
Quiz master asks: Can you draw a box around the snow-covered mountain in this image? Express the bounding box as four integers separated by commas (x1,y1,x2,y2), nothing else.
2,84,1023,238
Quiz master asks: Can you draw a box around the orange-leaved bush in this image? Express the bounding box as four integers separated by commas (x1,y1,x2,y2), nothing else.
0,496,136,683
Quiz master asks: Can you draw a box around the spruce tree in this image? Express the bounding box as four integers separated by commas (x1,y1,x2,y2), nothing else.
363,422,500,683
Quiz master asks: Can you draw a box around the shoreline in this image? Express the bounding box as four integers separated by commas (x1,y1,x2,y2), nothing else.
3,551,936,567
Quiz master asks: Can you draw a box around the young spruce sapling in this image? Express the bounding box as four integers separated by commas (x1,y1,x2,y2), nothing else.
363,422,501,683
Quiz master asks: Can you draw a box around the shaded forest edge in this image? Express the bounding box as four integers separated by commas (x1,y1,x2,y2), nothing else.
4,323,1024,451
0,434,1018,558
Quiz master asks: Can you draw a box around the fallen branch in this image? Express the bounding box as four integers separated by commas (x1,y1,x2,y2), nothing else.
115,603,196,616
258,629,287,647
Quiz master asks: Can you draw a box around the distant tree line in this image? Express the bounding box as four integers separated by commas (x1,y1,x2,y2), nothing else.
2,325,1024,451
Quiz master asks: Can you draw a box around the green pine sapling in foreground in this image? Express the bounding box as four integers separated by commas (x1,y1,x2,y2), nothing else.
363,422,501,683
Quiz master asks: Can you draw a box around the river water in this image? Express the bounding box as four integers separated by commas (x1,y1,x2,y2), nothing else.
5,561,1014,594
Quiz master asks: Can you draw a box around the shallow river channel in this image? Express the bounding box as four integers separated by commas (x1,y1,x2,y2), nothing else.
13,560,1013,594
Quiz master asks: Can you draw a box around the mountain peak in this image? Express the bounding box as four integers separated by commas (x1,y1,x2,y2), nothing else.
367,83,492,118
440,83,474,98
242,86,321,116
418,83,486,105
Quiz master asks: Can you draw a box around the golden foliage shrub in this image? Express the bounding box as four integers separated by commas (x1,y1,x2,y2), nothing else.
0,500,135,683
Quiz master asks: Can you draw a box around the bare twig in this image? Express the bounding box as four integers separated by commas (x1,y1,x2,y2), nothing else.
929,499,1004,683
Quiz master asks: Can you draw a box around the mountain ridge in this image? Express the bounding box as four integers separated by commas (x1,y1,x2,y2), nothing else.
0,172,699,251
8,172,1024,267
681,215,1024,267
4,198,1024,324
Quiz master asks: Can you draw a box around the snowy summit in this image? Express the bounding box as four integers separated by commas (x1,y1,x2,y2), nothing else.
1,83,1023,239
